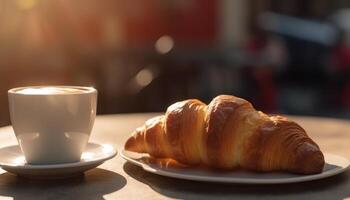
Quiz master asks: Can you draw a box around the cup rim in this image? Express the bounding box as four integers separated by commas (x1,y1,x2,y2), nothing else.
8,85,97,95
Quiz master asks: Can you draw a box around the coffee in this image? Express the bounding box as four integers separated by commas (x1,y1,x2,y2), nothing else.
14,86,90,95
8,86,97,164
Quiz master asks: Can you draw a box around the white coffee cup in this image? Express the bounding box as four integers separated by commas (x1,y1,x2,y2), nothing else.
8,86,97,165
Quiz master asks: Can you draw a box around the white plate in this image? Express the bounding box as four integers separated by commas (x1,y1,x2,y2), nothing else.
121,150,349,184
0,143,117,179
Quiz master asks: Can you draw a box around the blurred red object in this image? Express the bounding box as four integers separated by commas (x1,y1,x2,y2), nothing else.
332,43,350,71
122,0,217,45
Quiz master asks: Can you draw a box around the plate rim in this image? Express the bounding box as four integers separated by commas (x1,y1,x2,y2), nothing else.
0,142,118,170
121,150,350,184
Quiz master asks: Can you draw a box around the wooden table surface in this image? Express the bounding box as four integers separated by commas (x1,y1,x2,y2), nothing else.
0,113,349,200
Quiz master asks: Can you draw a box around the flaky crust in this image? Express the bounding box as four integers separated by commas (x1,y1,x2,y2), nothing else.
125,95,325,174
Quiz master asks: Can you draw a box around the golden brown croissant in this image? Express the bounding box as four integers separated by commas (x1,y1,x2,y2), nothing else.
125,95,325,174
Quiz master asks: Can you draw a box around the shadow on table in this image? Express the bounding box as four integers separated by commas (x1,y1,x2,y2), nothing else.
0,168,126,200
123,162,350,200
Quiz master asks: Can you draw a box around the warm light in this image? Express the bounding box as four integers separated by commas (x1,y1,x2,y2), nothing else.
17,88,64,94
102,144,114,154
13,156,26,165
16,0,38,10
81,152,94,160
0,196,13,200
135,69,154,87
15,87,85,95
155,35,174,54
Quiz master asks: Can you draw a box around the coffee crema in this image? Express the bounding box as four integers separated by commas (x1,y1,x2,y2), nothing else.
16,87,86,95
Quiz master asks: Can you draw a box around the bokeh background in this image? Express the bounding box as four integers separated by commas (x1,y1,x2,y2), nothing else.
0,0,350,126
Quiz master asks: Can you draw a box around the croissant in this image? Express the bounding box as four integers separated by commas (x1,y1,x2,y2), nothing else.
125,95,325,174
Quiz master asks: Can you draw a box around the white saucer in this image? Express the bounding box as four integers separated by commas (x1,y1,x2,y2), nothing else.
121,150,349,184
0,143,117,179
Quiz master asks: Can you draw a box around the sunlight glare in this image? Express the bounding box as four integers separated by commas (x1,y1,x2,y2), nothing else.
81,152,94,160
16,0,38,10
13,156,26,165
102,144,114,153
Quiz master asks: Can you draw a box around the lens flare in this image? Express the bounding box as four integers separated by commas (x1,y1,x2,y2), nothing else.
135,69,154,87
155,35,174,54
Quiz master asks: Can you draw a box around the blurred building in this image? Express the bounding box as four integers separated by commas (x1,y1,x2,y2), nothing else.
0,0,349,126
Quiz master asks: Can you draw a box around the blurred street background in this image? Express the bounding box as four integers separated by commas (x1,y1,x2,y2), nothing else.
0,0,350,126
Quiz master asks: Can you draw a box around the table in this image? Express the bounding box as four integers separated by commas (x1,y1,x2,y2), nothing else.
0,113,349,200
